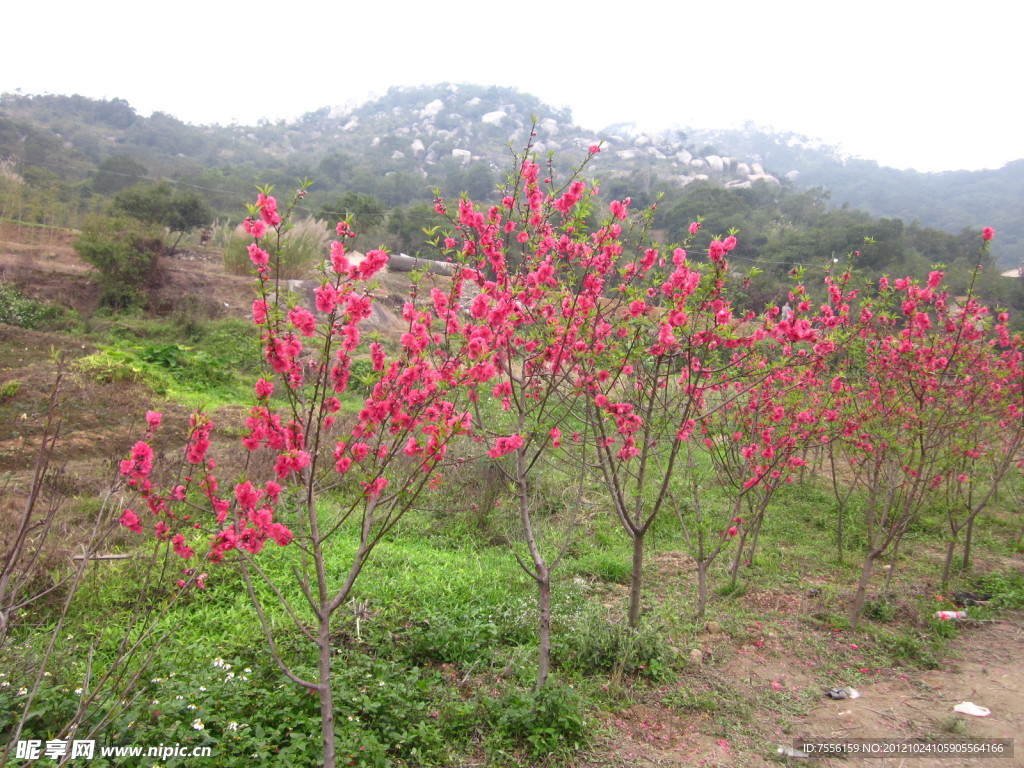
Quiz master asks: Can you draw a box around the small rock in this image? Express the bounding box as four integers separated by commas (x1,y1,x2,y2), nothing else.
705,620,722,634
689,649,704,665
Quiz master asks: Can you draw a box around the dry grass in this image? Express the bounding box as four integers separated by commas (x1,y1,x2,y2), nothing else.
222,216,331,280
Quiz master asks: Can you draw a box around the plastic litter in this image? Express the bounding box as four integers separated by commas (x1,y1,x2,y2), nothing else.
777,745,811,758
953,701,991,717
827,686,861,700
935,610,968,620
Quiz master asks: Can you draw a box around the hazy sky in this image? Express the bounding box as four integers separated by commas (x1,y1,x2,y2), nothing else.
4,0,1020,173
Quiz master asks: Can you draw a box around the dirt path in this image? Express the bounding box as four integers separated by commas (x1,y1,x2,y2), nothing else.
585,613,1023,767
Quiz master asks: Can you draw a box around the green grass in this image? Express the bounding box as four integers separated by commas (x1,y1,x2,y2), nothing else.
70,316,264,408
6,470,1021,767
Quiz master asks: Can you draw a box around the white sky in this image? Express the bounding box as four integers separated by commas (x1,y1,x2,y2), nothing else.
3,0,1020,173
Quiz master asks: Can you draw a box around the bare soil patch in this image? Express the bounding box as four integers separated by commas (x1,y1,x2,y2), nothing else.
583,606,1023,767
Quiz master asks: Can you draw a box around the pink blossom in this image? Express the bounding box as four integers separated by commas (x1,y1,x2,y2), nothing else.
267,522,292,546
609,199,630,220
234,481,259,511
120,441,154,479
658,324,677,347
120,509,143,533
363,477,389,498
288,306,317,337
252,299,268,325
247,243,270,267
171,534,195,559
589,145,601,154
145,411,162,430
688,222,701,235
243,217,267,238
329,241,350,274
488,434,524,458
982,227,995,241
256,193,281,227
356,249,389,280
315,284,338,314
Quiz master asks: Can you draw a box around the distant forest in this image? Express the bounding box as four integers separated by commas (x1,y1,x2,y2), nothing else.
1,88,1021,326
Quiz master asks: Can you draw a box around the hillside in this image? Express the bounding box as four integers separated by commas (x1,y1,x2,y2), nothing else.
1,85,1021,273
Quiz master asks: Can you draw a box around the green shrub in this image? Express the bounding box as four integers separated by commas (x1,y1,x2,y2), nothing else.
967,570,1024,610
556,612,671,679
863,598,898,622
0,379,21,401
486,683,589,760
74,215,163,310
0,281,66,329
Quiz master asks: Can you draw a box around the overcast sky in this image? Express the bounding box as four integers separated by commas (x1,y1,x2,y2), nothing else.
4,0,1020,173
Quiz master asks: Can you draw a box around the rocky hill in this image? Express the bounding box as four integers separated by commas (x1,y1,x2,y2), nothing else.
1,85,1021,266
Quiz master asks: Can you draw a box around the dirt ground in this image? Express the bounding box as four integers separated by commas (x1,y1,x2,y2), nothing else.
583,598,1023,768
0,228,444,473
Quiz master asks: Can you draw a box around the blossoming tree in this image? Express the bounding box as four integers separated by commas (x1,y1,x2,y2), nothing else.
117,186,482,767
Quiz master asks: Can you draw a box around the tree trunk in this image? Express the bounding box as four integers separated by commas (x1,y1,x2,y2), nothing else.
849,551,879,626
746,514,766,565
962,516,976,571
941,538,957,591
695,561,709,620
627,533,645,628
318,616,337,768
883,538,901,594
536,567,551,691
836,501,845,564
728,528,749,589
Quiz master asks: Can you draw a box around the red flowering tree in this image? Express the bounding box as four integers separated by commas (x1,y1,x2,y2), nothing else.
936,312,1023,586
428,138,652,687
116,186,480,768
574,227,791,624
828,237,1022,622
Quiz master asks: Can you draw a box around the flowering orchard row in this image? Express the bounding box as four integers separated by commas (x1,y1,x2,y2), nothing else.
112,141,1022,766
